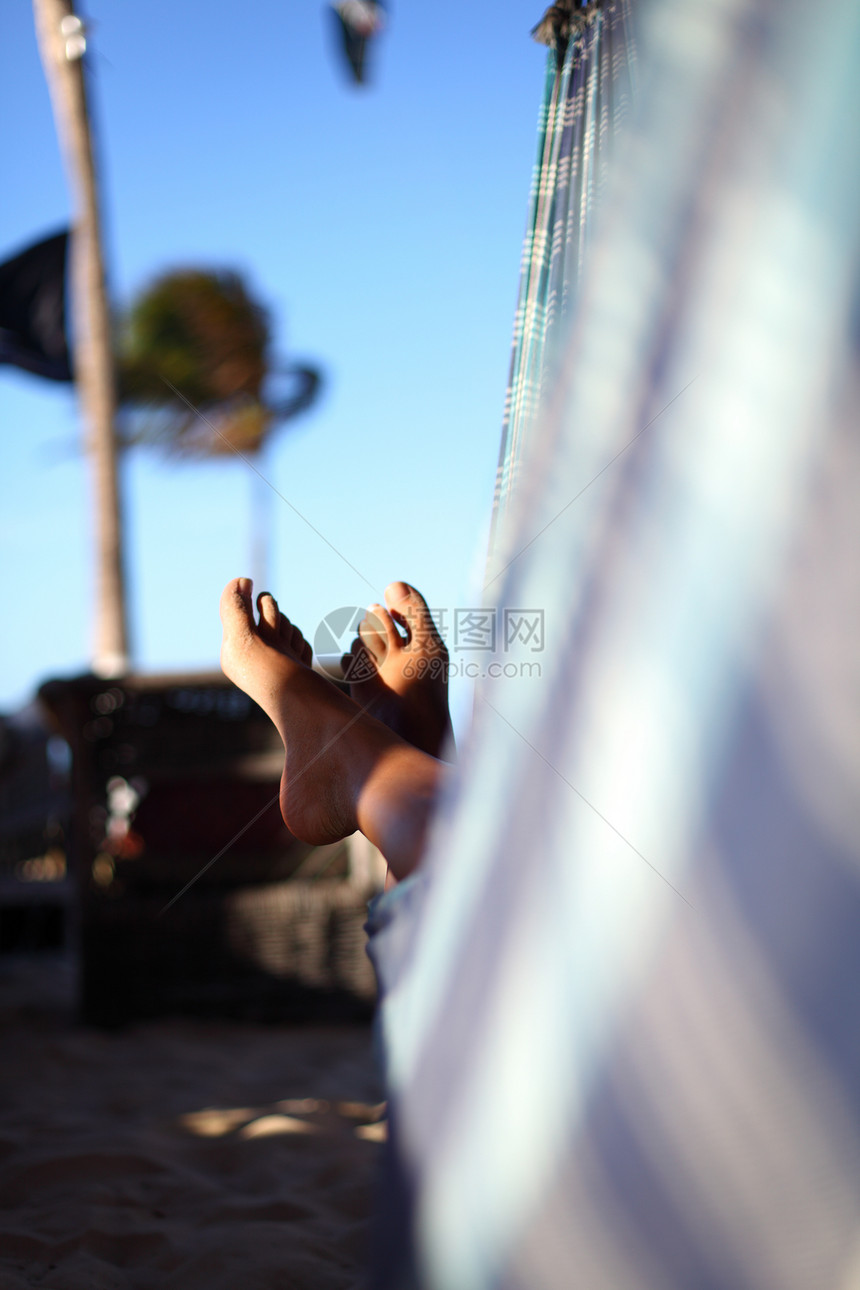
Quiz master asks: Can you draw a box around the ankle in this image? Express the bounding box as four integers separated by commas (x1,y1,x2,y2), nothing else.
357,742,444,880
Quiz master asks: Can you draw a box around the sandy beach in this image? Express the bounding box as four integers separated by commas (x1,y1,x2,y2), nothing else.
0,953,384,1289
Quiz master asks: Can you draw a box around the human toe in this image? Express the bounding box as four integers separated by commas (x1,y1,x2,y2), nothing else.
220,578,260,685
384,581,418,611
264,602,309,663
287,622,307,658
384,581,437,644
221,578,256,639
359,605,398,662
256,591,280,639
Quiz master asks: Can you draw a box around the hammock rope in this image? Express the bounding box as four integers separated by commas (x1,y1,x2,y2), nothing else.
491,0,637,550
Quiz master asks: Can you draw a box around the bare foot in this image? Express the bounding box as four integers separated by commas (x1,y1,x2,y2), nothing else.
341,582,454,759
220,578,442,880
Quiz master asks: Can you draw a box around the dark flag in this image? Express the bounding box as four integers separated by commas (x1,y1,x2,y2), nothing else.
0,230,73,382
329,1,385,85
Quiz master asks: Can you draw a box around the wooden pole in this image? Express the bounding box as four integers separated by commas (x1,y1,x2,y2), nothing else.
33,0,130,676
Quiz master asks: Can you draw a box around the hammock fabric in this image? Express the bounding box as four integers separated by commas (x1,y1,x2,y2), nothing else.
491,0,636,552
369,0,860,1285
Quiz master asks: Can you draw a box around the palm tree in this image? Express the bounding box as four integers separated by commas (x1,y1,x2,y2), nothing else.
117,268,322,584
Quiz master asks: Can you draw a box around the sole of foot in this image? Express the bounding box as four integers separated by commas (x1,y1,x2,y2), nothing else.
220,577,382,847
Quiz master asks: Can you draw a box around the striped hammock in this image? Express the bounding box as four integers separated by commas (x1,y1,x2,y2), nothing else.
491,0,637,550
373,0,860,1282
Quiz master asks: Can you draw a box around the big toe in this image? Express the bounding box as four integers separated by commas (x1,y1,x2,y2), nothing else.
384,581,420,612
221,577,255,639
384,581,438,643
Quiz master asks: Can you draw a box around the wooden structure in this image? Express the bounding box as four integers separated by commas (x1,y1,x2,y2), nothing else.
39,671,383,1025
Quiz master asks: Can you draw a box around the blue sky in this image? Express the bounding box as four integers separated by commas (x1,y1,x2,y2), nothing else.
0,1,547,730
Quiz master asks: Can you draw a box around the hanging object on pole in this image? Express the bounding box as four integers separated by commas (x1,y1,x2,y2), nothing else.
329,0,386,85
59,11,86,60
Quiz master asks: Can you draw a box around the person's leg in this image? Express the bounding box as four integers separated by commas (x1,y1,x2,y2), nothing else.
220,578,445,882
342,582,454,759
